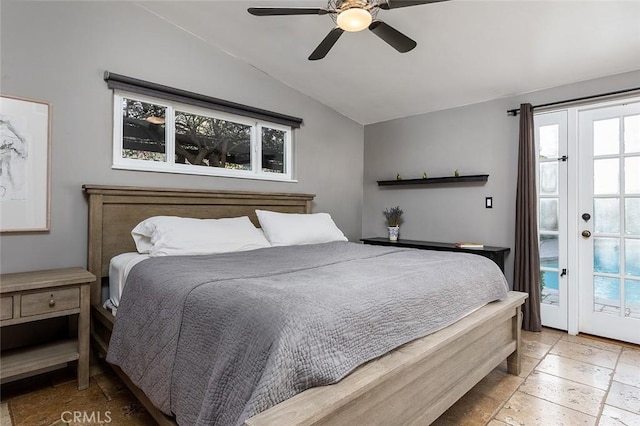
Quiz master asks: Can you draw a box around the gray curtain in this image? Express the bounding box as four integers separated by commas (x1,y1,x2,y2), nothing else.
514,103,542,331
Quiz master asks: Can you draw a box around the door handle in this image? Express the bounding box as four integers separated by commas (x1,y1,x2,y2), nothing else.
582,230,591,238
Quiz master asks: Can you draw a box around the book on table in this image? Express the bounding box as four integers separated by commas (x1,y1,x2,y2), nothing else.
455,242,484,249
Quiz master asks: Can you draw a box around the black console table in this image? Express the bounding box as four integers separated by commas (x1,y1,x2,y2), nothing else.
360,237,510,273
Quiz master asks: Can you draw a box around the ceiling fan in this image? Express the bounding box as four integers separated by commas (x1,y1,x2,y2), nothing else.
248,0,448,60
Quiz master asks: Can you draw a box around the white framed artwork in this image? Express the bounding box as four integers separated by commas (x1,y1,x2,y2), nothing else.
0,95,51,232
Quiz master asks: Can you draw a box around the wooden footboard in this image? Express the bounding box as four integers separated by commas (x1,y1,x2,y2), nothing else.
90,291,525,426
245,291,527,426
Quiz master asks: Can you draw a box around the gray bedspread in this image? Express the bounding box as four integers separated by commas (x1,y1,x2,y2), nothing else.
106,241,508,426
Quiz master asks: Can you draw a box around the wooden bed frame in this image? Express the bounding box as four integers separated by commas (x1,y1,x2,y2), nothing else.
84,184,527,426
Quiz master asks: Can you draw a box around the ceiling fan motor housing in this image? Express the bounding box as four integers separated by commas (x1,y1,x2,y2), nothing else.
331,1,380,17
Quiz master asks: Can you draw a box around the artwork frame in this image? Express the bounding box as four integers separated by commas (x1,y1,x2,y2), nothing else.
0,95,51,232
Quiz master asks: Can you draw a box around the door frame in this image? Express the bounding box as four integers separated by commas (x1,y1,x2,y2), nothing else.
567,109,579,336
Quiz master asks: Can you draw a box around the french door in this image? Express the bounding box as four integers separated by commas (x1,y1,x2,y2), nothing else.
536,99,640,344
535,111,569,331
578,102,640,344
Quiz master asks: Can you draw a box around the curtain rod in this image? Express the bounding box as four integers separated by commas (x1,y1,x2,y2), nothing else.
507,87,640,116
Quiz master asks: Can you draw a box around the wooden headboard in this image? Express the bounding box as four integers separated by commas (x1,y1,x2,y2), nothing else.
83,185,315,306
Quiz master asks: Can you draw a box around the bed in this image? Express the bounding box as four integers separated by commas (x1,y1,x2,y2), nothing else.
83,184,527,426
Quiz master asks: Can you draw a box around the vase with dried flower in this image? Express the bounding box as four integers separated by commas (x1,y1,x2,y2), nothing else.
383,206,403,241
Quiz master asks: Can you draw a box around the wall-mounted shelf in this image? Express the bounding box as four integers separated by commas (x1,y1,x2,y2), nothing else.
377,174,489,187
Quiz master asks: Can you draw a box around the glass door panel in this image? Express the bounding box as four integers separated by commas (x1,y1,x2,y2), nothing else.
624,115,640,153
593,159,620,194
626,198,640,234
593,198,620,233
540,162,559,195
593,118,620,155
593,237,620,274
625,157,640,193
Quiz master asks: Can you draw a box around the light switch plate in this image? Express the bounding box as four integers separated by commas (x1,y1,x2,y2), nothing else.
485,197,493,208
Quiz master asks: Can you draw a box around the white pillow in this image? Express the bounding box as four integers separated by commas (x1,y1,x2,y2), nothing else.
255,210,347,247
131,216,271,256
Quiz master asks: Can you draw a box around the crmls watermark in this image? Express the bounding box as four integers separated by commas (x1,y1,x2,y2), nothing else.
60,410,112,424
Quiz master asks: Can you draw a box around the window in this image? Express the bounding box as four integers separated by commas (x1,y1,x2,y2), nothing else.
113,91,294,181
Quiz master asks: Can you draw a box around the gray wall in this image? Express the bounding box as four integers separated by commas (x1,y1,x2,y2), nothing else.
363,70,640,286
0,1,364,274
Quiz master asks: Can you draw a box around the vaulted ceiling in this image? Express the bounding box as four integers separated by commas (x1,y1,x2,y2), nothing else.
139,1,640,125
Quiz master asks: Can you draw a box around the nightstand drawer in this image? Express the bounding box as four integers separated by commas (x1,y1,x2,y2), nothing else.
21,288,80,317
1,297,13,320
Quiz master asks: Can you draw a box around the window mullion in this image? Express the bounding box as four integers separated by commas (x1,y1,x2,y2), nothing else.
285,130,291,178
254,123,261,175
166,105,175,165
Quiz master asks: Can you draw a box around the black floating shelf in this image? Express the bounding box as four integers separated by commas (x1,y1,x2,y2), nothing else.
377,174,489,187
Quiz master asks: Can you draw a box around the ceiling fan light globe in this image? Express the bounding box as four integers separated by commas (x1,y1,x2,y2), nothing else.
336,8,372,32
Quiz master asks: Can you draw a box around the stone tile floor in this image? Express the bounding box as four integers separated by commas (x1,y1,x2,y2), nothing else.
433,328,640,425
0,363,153,426
1,328,639,425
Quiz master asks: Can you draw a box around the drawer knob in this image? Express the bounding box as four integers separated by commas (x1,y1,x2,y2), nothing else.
49,298,56,307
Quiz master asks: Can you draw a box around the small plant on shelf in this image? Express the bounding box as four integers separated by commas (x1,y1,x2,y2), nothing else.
383,206,404,227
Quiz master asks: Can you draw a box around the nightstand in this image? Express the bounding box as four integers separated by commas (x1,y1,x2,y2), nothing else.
0,267,94,390
361,237,510,273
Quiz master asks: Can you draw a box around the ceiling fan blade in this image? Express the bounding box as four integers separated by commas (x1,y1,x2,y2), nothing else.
308,28,344,61
369,21,416,53
248,7,330,16
378,0,449,10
